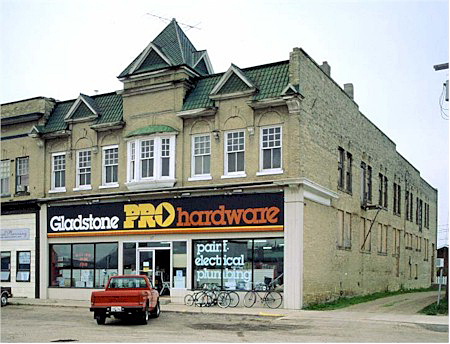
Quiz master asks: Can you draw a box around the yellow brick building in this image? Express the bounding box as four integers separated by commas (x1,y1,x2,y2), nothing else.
1,19,437,308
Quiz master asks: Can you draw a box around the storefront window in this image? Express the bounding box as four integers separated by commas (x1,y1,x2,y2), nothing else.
192,238,283,290
123,243,136,275
50,244,71,287
193,240,223,289
16,251,31,282
95,243,118,288
1,251,11,282
49,243,117,288
253,239,284,288
223,240,252,290
172,241,186,289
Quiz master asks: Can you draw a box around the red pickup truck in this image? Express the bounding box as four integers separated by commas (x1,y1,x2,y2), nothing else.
90,275,160,325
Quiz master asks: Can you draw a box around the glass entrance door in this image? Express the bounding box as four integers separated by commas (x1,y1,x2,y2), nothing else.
138,250,155,285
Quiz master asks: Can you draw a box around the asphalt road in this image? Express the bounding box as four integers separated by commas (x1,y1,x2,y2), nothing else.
1,304,448,343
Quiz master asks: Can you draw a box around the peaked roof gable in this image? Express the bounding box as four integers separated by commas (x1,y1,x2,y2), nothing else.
64,94,99,122
209,64,256,97
119,19,213,78
129,43,173,75
38,92,122,135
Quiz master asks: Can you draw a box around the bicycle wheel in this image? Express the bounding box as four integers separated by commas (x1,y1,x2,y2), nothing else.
228,291,240,307
194,292,206,307
243,291,257,308
217,292,231,308
184,294,194,306
265,291,283,309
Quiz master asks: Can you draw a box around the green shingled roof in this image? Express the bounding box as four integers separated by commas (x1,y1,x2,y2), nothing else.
41,92,122,134
119,19,211,78
182,60,290,111
125,125,177,138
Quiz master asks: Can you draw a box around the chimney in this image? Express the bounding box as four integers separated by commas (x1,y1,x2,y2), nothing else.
320,61,330,76
344,83,354,99
289,47,301,86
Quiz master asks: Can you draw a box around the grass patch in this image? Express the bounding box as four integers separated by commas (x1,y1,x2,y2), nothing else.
304,287,434,311
419,299,448,315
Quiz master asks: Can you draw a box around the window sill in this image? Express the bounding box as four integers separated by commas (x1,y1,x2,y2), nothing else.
188,176,212,182
14,192,30,197
49,188,66,194
73,186,92,192
221,173,247,179
256,169,283,176
1,194,11,198
99,184,119,189
125,179,176,191
336,245,352,251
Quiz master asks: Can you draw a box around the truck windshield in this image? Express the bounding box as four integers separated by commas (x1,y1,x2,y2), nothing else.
108,278,147,289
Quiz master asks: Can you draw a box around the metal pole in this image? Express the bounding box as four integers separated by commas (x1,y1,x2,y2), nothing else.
437,267,443,305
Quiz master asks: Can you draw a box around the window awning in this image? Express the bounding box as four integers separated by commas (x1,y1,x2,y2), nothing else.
125,125,178,138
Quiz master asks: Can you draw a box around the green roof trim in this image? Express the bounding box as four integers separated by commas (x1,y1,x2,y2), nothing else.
125,125,178,138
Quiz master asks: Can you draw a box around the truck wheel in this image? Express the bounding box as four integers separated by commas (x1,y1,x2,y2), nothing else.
150,301,160,318
96,315,106,325
1,292,8,307
140,304,149,324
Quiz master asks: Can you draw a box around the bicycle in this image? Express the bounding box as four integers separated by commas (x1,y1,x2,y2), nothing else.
184,284,231,308
243,282,283,309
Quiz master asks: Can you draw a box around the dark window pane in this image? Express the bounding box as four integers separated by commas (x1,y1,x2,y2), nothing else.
228,153,236,173
95,243,118,269
273,148,281,168
73,244,94,268
236,152,244,171
123,243,136,275
263,150,272,169
162,157,170,176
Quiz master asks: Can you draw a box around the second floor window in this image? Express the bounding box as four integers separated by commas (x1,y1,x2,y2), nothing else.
102,146,118,186
16,157,29,193
338,147,345,189
127,135,176,183
224,130,245,176
260,126,282,172
52,153,66,191
76,150,91,189
1,160,10,195
192,135,211,177
346,152,352,193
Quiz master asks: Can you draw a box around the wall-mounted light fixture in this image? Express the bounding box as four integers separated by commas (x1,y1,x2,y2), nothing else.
212,130,220,140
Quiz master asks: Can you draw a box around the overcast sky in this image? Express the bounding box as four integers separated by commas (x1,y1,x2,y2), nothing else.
1,0,448,246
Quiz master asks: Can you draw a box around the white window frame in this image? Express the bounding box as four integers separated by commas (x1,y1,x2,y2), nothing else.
1,159,10,196
126,134,176,190
75,149,92,191
189,134,212,181
15,156,29,193
100,145,119,189
50,152,66,193
222,130,246,179
257,125,283,176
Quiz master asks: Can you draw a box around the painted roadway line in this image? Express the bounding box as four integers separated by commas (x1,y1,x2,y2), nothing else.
258,312,286,317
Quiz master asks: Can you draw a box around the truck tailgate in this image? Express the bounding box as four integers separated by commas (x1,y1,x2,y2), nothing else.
91,290,149,307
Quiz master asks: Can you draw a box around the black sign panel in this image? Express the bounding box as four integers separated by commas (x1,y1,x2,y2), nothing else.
47,192,284,236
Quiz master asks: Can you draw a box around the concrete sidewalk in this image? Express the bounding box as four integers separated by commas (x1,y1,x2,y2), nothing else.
7,296,449,327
